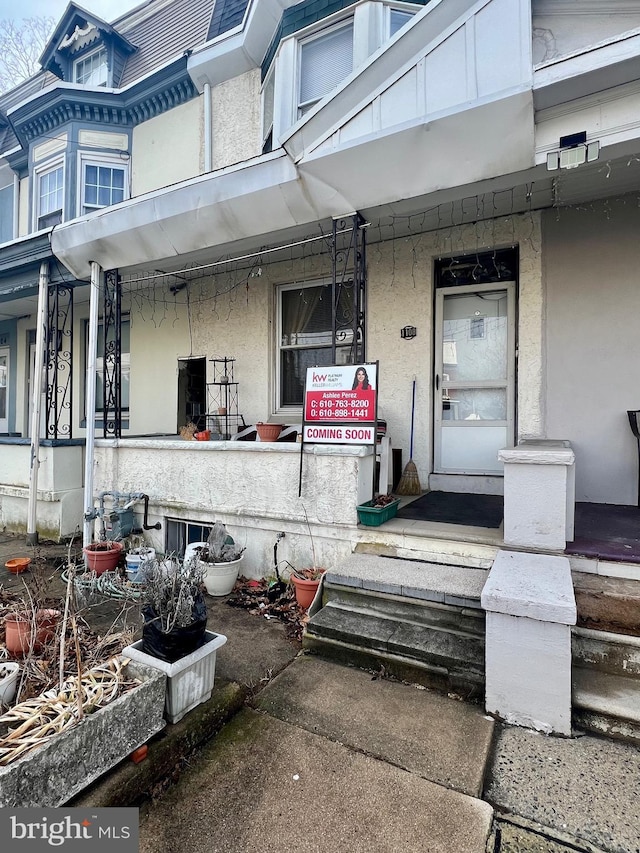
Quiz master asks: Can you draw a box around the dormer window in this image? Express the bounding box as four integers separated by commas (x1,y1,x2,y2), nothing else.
298,20,354,117
74,47,108,86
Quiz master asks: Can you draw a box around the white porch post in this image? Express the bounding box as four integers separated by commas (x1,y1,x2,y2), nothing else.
499,440,576,551
83,261,101,548
26,261,49,546
482,550,577,735
482,439,577,735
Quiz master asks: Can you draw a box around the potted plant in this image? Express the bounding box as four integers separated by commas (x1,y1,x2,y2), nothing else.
0,661,20,707
290,567,325,609
123,555,227,723
188,522,245,597
289,504,326,609
82,540,124,575
256,422,283,442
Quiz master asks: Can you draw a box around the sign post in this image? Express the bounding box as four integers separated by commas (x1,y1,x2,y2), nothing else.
298,363,379,496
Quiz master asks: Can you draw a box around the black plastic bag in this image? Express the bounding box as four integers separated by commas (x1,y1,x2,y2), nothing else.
141,596,208,663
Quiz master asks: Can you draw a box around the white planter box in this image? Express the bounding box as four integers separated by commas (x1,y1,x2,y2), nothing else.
123,631,227,724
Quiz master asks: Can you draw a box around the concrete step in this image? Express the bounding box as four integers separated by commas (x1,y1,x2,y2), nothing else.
325,552,488,606
573,571,640,636
572,665,640,743
305,599,485,699
572,626,640,677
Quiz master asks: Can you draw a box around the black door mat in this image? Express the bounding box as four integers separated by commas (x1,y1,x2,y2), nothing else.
396,491,503,529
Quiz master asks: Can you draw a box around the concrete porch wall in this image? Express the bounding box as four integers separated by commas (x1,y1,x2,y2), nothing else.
0,440,85,541
92,439,375,579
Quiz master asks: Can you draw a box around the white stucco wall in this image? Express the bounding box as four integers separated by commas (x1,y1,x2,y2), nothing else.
210,69,262,171
123,212,543,490
543,198,640,504
131,98,202,196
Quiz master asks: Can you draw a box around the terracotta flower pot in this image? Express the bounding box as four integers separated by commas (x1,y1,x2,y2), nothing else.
83,541,124,575
256,422,283,442
290,570,325,609
5,557,31,574
4,613,36,657
3,609,61,656
35,608,61,645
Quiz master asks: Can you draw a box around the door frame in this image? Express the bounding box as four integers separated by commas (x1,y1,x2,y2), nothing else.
433,280,516,476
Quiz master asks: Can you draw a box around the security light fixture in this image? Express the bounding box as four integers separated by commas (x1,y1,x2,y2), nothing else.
547,131,600,171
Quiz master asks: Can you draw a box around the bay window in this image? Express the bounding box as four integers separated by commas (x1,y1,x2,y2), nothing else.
80,157,127,214
298,20,354,117
35,159,64,230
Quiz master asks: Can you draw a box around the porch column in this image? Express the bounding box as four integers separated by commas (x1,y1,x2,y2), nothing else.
83,261,101,549
26,261,49,546
499,439,575,551
482,550,576,735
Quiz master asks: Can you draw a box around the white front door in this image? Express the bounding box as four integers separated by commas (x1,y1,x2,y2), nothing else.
434,282,515,475
0,347,8,433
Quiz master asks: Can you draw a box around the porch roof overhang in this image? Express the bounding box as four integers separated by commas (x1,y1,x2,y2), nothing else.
51,0,539,280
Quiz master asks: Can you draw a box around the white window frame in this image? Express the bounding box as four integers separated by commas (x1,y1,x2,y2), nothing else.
385,4,417,38
33,155,65,232
78,152,129,216
74,47,108,86
296,17,355,118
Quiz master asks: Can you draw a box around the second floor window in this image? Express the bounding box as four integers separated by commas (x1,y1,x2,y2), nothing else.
298,21,354,117
74,48,108,86
37,163,64,230
82,162,126,214
0,184,13,243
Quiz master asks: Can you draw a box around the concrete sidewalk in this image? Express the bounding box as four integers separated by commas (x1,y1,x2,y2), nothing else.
137,653,640,853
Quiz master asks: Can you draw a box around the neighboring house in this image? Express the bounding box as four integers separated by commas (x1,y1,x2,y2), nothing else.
1,0,640,729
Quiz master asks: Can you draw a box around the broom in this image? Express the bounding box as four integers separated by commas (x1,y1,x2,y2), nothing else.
396,377,421,495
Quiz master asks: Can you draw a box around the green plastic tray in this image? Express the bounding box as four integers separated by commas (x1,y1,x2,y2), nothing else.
356,498,400,526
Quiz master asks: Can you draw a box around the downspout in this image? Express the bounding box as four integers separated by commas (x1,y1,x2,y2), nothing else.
83,261,101,548
12,173,19,240
26,260,49,546
204,82,212,172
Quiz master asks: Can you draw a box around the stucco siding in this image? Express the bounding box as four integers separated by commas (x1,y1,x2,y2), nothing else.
131,99,203,197
211,70,262,171
543,198,640,504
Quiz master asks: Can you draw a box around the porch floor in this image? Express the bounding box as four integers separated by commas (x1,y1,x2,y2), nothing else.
566,502,640,564
375,494,640,570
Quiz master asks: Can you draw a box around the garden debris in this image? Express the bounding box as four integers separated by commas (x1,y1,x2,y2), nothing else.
226,577,306,642
0,656,138,766
0,584,135,704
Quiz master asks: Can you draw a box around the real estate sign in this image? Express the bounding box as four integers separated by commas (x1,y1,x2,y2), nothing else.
303,363,378,445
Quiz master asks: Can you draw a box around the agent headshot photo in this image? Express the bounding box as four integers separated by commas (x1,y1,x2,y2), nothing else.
352,366,372,390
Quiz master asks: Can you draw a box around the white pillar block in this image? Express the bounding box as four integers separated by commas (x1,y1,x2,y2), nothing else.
499,440,575,550
482,550,576,736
